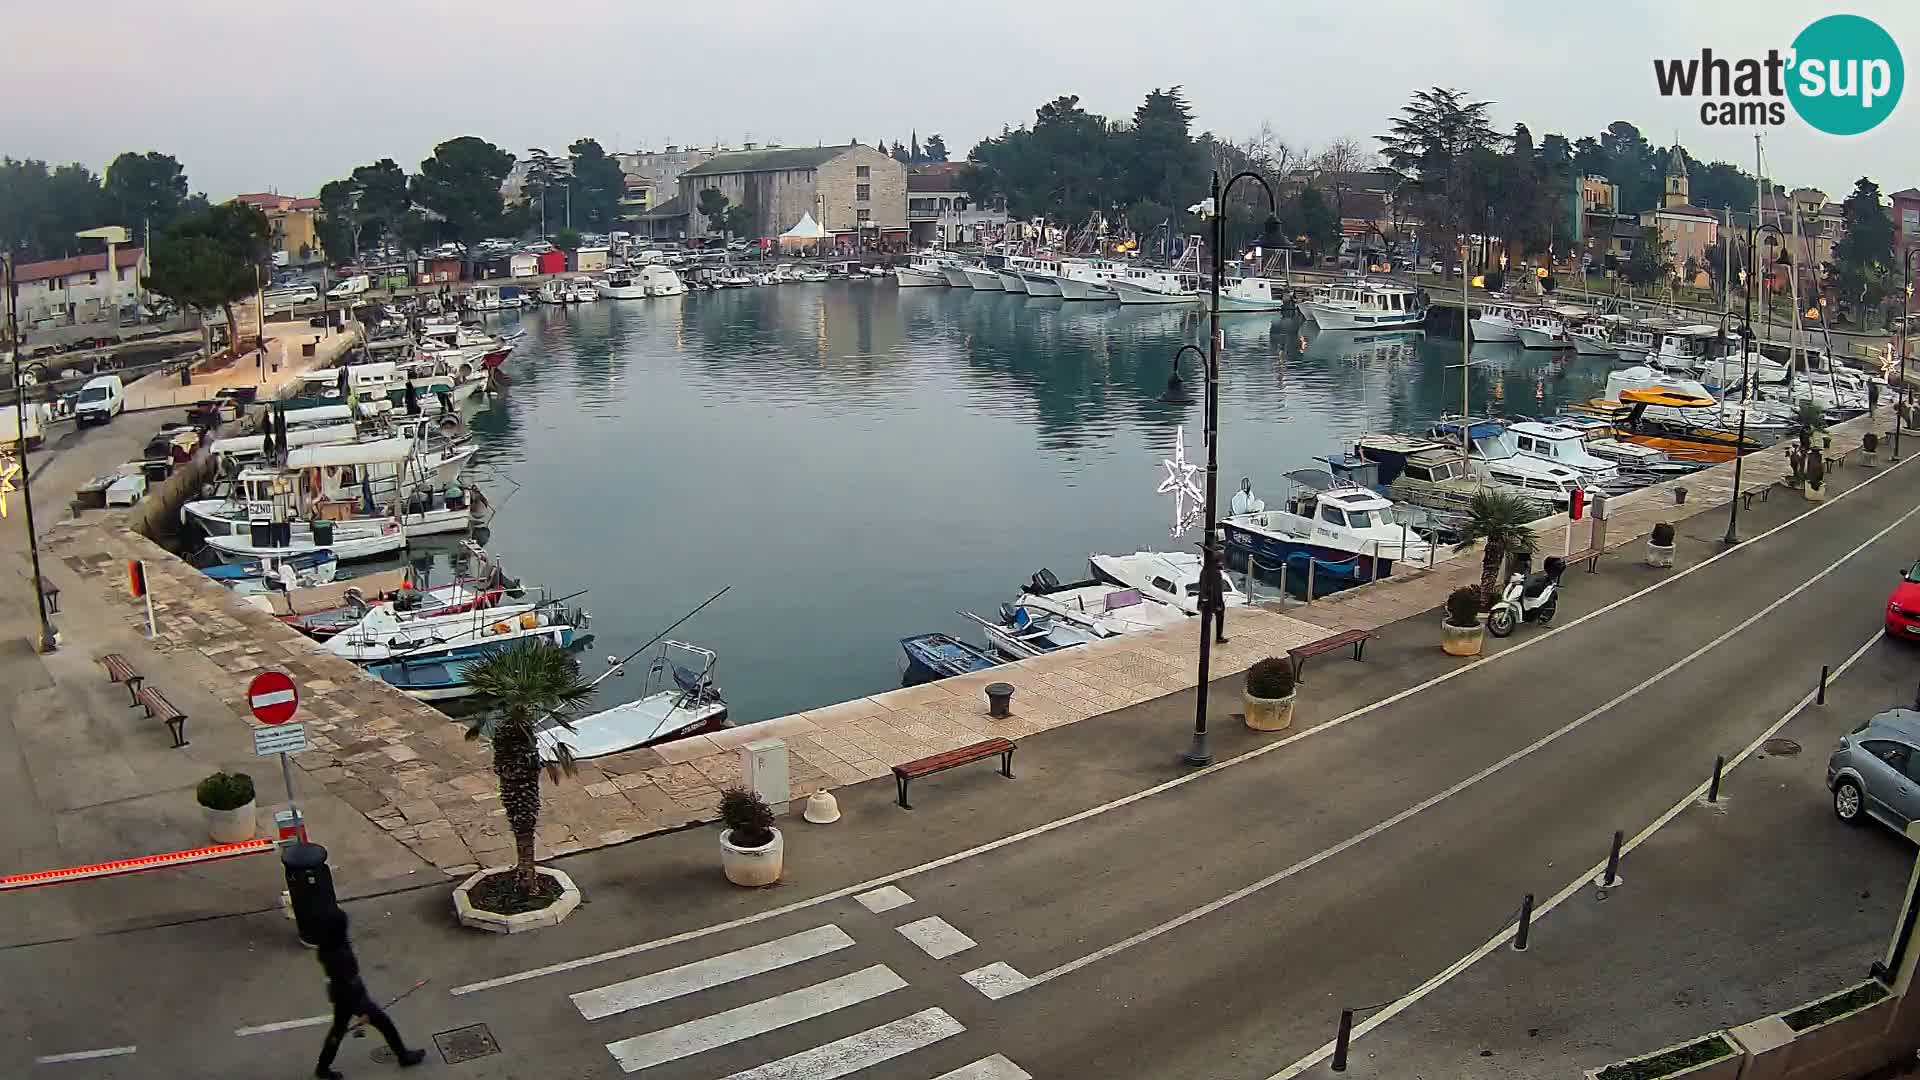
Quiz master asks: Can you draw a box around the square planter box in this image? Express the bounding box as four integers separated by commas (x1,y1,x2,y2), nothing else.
1583,1032,1740,1080
1736,980,1894,1079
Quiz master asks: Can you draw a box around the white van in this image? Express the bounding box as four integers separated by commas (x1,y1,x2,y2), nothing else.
75,374,125,424
325,274,371,299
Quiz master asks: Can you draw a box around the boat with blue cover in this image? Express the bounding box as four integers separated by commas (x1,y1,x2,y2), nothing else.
900,633,1002,681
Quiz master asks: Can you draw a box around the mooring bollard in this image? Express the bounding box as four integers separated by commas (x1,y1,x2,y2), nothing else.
1331,1008,1355,1072
1818,664,1830,705
1708,755,1725,803
1306,557,1317,604
1601,829,1623,888
1513,893,1534,952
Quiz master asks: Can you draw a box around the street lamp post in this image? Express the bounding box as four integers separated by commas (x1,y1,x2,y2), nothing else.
1898,248,1917,464
5,253,57,653
1726,219,1783,545
1177,170,1279,768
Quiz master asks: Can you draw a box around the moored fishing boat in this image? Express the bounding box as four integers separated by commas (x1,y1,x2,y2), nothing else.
901,633,1002,681
536,642,727,758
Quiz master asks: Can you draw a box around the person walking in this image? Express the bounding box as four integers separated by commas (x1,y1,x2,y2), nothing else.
313,908,426,1078
1201,546,1228,645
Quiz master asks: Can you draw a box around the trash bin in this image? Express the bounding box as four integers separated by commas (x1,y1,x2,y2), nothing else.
311,519,334,546
281,842,338,946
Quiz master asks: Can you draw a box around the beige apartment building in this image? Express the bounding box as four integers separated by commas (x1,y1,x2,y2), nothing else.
677,143,906,245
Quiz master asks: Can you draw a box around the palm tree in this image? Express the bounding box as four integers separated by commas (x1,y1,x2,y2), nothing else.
1455,490,1539,607
460,640,597,896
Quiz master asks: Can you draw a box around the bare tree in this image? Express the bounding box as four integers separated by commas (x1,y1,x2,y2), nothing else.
1308,136,1378,221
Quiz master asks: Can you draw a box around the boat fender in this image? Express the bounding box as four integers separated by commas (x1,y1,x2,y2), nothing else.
490,621,510,636
518,612,538,631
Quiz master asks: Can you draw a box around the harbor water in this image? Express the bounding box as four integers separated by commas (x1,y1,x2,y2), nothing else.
440,285,1616,727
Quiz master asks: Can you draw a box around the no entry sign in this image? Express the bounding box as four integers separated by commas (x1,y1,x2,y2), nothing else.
247,671,300,725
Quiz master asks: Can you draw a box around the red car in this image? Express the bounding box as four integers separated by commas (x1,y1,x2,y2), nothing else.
1888,562,1920,637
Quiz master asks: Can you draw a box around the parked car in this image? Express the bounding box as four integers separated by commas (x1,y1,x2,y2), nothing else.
1829,708,1920,832
74,374,125,425
1887,562,1920,638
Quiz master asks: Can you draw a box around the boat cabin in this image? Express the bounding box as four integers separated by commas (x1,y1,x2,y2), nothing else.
1507,421,1621,483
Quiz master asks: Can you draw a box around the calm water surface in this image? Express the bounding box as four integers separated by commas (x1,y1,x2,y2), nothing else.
449,285,1613,726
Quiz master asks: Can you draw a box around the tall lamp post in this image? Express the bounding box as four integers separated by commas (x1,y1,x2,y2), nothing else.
1897,248,1917,464
4,253,57,653
1161,170,1279,767
1725,219,1783,545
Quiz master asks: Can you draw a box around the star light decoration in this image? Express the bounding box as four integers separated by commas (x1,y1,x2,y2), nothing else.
0,450,17,519
1157,426,1204,538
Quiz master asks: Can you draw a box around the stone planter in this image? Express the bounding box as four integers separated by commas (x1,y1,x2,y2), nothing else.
1804,482,1827,502
203,799,257,844
721,826,784,887
1441,621,1484,657
1731,981,1896,1079
1863,450,1879,468
1582,1032,1740,1080
1243,689,1296,732
453,866,581,934
1646,541,1676,568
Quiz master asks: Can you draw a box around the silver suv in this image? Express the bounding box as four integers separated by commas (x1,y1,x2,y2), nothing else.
1828,709,1920,832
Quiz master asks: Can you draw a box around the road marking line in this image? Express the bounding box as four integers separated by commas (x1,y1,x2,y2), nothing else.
572,924,854,1021
719,1007,963,1080
855,885,914,913
960,962,1032,1000
449,458,1911,998
1266,625,1887,1079
896,916,977,960
233,1014,331,1037
605,963,906,1074
1008,496,1920,995
33,1046,137,1064
933,1054,1035,1080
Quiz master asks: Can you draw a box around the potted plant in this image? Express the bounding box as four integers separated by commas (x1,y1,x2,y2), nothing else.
1454,491,1538,611
1243,657,1296,731
1862,431,1879,468
720,786,783,886
1441,586,1484,656
196,771,257,843
1647,522,1676,568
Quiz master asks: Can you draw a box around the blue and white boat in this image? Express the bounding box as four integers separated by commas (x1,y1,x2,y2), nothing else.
901,633,1002,681
326,596,586,664
369,644,512,702
202,548,338,585
1221,470,1433,583
539,642,729,759
1300,280,1427,329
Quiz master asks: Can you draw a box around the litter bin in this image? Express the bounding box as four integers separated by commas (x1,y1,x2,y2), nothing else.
281,842,338,946
311,519,334,546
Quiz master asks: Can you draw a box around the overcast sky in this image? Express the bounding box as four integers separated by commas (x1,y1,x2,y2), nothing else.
3,1,1913,202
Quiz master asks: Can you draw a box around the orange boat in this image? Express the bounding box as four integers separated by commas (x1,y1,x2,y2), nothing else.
1564,391,1762,464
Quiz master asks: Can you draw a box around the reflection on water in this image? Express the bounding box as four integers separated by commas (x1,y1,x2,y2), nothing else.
441,286,1612,726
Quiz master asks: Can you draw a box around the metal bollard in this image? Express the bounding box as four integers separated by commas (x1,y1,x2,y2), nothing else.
1331,1008,1355,1072
1306,557,1317,604
282,842,338,946
1514,893,1534,951
1708,755,1724,803
1601,830,1623,888
1818,664,1829,705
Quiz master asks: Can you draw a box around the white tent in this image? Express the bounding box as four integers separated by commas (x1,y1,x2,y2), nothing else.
780,213,829,241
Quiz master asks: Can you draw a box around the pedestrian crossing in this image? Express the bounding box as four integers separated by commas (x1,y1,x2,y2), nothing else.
566,893,1032,1078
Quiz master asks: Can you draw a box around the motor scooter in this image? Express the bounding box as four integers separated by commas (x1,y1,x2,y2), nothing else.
1487,554,1565,637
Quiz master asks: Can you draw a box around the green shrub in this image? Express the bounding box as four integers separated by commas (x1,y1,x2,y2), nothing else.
1445,586,1481,628
1245,657,1295,699
720,786,776,847
195,771,255,811
1651,522,1675,546
1782,981,1887,1031
1863,432,1879,453
1594,1035,1732,1079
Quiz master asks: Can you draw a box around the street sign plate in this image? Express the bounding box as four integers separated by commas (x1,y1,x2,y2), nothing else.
247,670,299,724
253,722,307,756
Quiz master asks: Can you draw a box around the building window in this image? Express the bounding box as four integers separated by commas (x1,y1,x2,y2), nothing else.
856,165,870,178
939,198,951,211
857,184,871,201
857,209,872,224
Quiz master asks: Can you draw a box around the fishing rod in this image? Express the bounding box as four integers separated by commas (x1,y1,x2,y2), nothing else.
589,585,732,689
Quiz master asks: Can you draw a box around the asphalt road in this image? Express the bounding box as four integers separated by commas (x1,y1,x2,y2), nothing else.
6,454,1919,1079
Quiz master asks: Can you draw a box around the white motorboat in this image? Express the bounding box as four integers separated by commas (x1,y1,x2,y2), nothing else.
940,264,977,288
1505,420,1624,488
595,268,648,299
1109,267,1202,306
1009,568,1188,638
325,594,580,663
1646,324,1720,372
1570,315,1625,356
1604,367,1790,440
898,252,959,287
1056,259,1124,301
1469,300,1529,342
1006,256,1065,296
538,642,726,759
206,520,406,563
641,264,687,296
963,607,1098,660
1218,277,1294,312
995,265,1028,293
566,276,600,302
793,267,829,283
962,265,1005,290
1515,309,1572,350
535,280,567,305
1223,474,1434,580
1301,280,1424,328
1087,550,1245,616
1430,418,1583,507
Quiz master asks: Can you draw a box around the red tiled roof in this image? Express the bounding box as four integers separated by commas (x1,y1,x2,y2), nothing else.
6,247,144,284
232,192,319,212
1889,188,1920,201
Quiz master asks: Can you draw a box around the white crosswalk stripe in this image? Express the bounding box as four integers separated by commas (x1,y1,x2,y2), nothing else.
573,925,855,1021
932,1054,1035,1080
719,1007,964,1080
605,963,907,1073
895,915,976,960
854,885,915,913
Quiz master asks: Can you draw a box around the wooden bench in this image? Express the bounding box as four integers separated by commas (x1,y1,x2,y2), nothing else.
893,737,1015,809
134,686,189,748
102,653,144,705
1740,484,1773,511
1287,630,1373,682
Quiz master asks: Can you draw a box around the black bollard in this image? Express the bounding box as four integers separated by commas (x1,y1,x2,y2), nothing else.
1331,1008,1355,1072
1601,830,1623,888
1708,755,1725,803
1818,665,1830,705
281,842,338,946
1514,893,1534,952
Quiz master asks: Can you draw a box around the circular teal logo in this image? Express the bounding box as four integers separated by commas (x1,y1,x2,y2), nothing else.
1788,15,1903,135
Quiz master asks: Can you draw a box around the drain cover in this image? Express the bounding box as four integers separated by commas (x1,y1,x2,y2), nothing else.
1763,738,1803,756
434,1023,500,1064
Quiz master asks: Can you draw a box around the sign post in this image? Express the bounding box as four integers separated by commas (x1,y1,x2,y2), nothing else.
248,671,306,844
128,560,155,638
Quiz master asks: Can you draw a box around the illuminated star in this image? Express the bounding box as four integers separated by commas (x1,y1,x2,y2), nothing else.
0,451,17,519
1157,426,1204,538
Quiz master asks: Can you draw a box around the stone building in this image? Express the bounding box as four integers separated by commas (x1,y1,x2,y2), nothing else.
677,143,906,245
1637,148,1718,278
615,147,715,216
2,247,148,326
233,192,325,266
